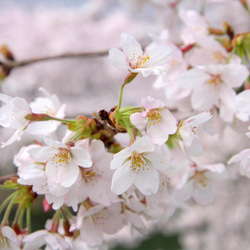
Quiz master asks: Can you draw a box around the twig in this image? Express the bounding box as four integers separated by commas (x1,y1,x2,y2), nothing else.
1,50,109,70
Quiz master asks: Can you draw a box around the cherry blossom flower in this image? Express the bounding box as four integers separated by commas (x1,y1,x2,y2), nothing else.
179,9,208,45
234,90,250,122
173,163,228,205
178,64,249,122
28,137,92,197
26,88,66,135
188,35,241,66
228,148,250,178
111,136,169,195
0,226,23,250
74,139,119,206
23,230,72,250
71,203,123,247
109,33,172,77
130,96,177,145
152,31,190,111
178,111,212,156
0,94,31,147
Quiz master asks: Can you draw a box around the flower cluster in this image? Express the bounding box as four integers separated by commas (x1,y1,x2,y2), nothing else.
0,1,250,249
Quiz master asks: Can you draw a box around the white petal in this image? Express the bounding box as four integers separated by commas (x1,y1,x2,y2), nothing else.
130,136,154,154
121,33,143,60
178,68,210,89
145,44,172,66
144,152,168,172
110,147,131,170
109,48,128,69
46,158,79,188
111,161,133,195
228,149,250,164
185,138,203,157
28,146,59,162
71,147,92,168
26,121,60,135
221,64,249,87
134,167,159,195
1,129,24,148
191,84,219,110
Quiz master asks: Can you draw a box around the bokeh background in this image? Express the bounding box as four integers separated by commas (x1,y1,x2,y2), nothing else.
0,0,250,249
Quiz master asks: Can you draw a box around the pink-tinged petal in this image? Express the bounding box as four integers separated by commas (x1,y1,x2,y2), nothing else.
147,122,170,144
70,147,92,168
130,136,154,154
109,48,128,69
121,33,143,61
221,64,249,87
111,147,131,170
144,152,168,172
191,84,219,110
145,44,172,66
184,138,203,157
111,161,133,195
142,96,165,110
130,111,148,129
199,163,225,173
178,68,210,89
235,90,250,112
228,149,250,164
193,182,214,205
173,180,194,202
124,210,148,235
134,166,159,195
161,108,177,134
219,85,236,122
185,111,212,127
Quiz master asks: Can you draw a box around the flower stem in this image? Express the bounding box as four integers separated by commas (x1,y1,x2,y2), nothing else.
26,205,31,233
118,72,138,110
0,192,16,215
1,191,19,226
226,46,236,64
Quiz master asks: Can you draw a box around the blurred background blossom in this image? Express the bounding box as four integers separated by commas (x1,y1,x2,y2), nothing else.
0,0,250,249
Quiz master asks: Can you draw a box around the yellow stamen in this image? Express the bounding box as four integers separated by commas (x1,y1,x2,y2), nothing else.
130,152,149,174
147,109,163,126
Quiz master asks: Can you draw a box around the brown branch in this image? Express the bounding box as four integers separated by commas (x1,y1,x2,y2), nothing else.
1,50,109,70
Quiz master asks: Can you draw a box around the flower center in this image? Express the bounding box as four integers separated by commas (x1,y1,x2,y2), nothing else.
147,109,162,126
193,171,207,187
52,149,69,167
81,168,98,183
130,152,149,174
130,54,150,69
213,51,227,63
92,209,108,226
205,74,221,90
